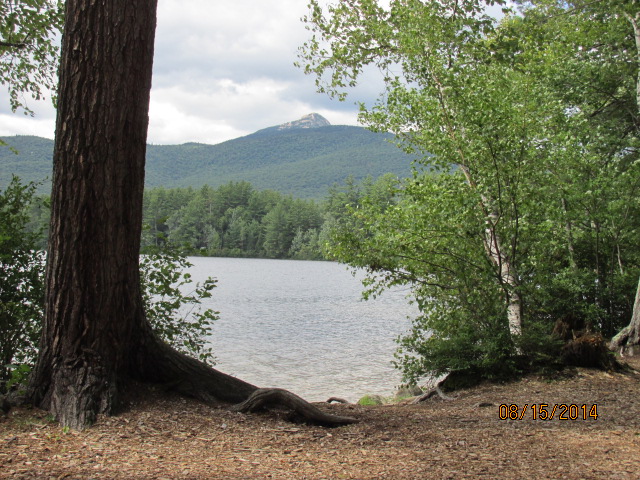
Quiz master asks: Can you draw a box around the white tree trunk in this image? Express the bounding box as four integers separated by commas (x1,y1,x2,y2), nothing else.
459,165,523,337
432,73,523,337
610,277,640,353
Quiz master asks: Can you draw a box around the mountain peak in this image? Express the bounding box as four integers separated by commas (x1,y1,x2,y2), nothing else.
277,113,331,131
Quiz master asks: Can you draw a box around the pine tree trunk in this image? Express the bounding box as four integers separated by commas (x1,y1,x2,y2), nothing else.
27,0,161,429
23,0,260,428
26,0,349,430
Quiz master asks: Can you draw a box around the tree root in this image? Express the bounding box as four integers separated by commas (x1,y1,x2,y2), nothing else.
411,385,456,404
28,326,360,429
231,388,359,427
609,325,639,357
562,333,619,369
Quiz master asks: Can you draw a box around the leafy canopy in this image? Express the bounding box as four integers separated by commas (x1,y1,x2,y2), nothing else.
0,0,62,116
301,0,640,381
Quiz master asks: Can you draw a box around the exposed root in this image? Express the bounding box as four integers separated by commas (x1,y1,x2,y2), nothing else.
562,333,619,370
610,326,639,357
28,325,359,429
411,385,456,404
411,375,456,404
231,388,359,427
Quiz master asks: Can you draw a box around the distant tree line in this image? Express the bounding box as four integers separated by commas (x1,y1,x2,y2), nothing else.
141,181,325,259
24,176,401,261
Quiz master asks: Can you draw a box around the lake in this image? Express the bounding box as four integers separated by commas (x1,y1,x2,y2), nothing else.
187,257,418,403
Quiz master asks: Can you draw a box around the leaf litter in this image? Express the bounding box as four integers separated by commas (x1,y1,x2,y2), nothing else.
1,356,640,479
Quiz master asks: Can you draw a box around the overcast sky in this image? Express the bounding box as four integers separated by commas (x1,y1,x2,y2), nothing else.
0,0,368,145
0,1,507,146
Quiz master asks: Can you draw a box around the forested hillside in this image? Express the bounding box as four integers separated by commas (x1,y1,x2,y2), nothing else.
1,119,414,198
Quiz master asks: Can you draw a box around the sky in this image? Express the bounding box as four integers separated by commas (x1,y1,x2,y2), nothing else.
0,1,507,146
0,0,367,145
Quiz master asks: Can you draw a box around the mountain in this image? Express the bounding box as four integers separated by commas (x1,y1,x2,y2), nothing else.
1,113,416,198
256,112,331,133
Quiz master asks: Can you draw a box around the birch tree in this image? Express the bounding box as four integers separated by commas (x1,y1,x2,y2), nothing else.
303,0,640,380
300,0,550,338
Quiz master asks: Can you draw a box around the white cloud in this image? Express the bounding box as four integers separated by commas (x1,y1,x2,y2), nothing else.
0,0,378,145
147,0,365,144
0,111,56,140
0,1,520,146
0,89,57,139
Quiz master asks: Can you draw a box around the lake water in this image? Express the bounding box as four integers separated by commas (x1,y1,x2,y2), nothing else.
187,257,418,402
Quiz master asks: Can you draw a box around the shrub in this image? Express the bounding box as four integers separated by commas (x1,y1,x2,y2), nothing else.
140,248,218,365
1,177,219,393
0,177,45,390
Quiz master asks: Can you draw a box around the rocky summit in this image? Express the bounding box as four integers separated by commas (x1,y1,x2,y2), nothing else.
276,113,331,131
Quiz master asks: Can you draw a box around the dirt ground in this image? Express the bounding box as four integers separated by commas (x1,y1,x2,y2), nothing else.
1,356,640,480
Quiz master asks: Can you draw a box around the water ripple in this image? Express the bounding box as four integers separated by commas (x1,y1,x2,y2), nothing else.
187,257,417,402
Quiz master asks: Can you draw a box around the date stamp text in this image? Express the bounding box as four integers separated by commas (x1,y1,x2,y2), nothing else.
498,404,598,420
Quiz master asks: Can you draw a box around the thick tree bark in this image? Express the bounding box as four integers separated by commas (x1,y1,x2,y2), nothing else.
25,0,353,430
27,0,163,429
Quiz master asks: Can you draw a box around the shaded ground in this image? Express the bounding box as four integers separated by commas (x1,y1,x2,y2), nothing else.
1,356,639,479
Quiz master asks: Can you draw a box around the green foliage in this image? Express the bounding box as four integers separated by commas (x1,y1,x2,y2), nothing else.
357,394,385,406
5,363,31,392
140,249,218,365
303,0,640,383
0,177,221,391
330,172,532,381
0,0,63,116
20,176,394,262
142,181,327,260
0,176,45,389
513,322,564,375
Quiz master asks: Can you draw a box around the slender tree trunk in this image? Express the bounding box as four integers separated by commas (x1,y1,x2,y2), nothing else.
629,9,640,344
458,163,523,337
561,197,576,269
428,70,523,336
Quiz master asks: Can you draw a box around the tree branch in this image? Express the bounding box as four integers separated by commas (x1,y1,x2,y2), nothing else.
0,40,27,49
